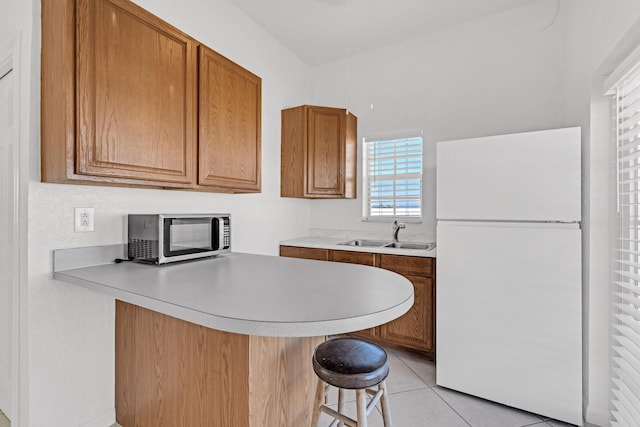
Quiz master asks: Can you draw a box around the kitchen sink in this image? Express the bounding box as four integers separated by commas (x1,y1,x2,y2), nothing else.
338,239,436,251
384,242,436,250
337,239,390,247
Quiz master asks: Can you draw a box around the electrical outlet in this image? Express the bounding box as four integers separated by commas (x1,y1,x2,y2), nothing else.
74,207,95,232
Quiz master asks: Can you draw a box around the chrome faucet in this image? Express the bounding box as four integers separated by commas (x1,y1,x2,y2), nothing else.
392,220,406,243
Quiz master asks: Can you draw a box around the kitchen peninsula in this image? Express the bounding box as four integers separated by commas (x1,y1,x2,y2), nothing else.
52,246,413,427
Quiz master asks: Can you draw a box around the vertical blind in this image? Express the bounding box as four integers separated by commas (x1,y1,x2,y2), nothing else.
612,62,640,427
364,136,422,219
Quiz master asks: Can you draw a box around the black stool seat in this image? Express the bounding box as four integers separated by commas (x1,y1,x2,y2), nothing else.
312,337,389,389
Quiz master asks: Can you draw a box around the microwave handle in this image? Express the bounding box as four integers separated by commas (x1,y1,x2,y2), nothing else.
218,218,225,248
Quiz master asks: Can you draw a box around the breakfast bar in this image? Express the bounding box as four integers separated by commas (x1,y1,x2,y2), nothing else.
52,246,414,427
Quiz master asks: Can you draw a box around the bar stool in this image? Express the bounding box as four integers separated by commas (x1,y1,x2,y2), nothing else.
310,337,392,427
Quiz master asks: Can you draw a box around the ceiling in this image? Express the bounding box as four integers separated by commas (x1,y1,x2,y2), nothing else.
229,0,542,66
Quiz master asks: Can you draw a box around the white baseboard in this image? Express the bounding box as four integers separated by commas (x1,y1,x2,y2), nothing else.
585,404,611,427
79,408,116,427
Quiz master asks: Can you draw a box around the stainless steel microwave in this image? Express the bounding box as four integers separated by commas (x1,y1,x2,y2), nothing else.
128,214,231,264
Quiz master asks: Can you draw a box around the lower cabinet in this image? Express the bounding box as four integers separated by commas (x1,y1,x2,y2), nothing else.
379,274,433,351
279,245,435,358
329,250,378,340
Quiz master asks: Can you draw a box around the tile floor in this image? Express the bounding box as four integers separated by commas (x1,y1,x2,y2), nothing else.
317,346,576,427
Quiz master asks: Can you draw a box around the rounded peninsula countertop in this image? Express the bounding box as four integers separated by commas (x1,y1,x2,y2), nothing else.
53,251,414,337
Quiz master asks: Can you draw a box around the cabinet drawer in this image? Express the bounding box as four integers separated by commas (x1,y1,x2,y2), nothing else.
380,255,434,277
279,246,329,261
331,250,376,266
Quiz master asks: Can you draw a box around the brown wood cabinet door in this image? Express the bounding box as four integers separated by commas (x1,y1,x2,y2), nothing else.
199,46,261,192
330,250,378,338
75,0,197,186
348,327,377,340
279,246,329,261
280,107,307,197
307,106,345,197
380,275,433,352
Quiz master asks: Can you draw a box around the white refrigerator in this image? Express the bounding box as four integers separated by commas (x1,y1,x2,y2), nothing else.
435,127,582,426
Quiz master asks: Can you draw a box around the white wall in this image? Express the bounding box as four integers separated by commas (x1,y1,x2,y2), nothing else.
559,1,640,425
308,0,565,241
25,0,313,425
0,0,19,42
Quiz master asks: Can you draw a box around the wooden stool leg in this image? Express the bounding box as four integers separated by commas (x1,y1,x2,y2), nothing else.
337,388,345,427
311,379,326,427
356,389,368,427
379,380,392,427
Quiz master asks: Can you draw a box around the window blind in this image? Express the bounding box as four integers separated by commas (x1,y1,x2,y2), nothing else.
612,62,640,427
364,136,423,219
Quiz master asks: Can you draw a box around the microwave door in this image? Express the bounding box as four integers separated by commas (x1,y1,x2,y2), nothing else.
163,217,214,259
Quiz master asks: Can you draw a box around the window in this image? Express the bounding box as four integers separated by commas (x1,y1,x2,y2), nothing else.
363,135,423,220
610,60,640,426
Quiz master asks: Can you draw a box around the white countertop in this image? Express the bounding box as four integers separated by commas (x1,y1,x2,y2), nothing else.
53,250,414,337
280,236,437,258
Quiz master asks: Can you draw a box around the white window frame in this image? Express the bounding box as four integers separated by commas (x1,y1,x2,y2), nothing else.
362,133,423,222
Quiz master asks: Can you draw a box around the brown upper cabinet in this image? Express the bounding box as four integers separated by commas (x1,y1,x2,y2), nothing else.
41,0,261,193
198,46,261,192
281,105,357,199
